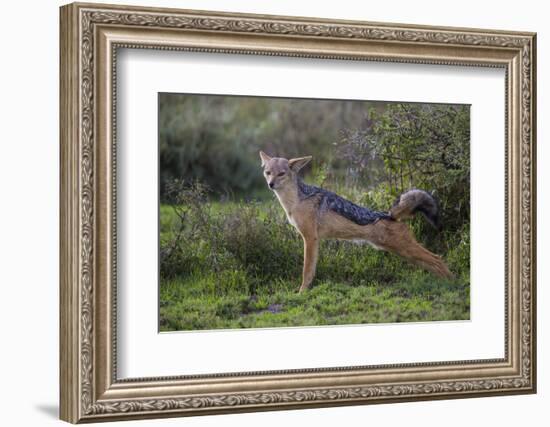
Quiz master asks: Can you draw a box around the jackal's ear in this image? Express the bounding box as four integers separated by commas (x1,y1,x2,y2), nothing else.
288,156,312,172
259,151,272,167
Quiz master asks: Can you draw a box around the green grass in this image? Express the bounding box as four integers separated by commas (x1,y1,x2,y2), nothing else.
159,197,470,332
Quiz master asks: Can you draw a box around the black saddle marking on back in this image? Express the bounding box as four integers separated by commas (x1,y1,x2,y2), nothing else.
297,179,392,226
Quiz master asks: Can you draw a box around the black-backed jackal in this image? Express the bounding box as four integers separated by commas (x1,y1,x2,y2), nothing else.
259,151,453,293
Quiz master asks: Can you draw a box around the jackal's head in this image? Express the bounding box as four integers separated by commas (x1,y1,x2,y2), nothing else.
259,151,312,191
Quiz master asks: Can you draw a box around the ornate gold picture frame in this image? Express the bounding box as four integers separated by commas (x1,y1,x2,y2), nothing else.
60,2,536,423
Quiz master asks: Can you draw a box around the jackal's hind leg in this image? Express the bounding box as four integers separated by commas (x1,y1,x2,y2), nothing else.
370,220,453,279
398,242,453,279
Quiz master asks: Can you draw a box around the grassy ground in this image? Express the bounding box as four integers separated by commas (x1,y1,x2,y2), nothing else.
159,198,470,331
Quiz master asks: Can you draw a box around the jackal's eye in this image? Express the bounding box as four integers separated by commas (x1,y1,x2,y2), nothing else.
277,172,285,177
265,171,271,176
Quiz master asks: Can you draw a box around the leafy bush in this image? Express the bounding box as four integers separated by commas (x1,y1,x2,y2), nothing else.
336,103,470,231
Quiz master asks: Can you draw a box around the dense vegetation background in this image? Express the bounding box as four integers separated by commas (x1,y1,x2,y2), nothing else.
159,93,470,331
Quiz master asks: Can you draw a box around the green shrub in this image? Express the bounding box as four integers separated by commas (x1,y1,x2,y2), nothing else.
336,103,470,232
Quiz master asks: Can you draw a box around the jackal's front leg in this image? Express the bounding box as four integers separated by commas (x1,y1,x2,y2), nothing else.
299,236,319,293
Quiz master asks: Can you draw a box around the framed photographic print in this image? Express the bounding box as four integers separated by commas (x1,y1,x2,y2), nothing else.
59,2,537,423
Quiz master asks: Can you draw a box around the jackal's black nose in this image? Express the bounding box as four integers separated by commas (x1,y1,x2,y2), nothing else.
269,182,275,189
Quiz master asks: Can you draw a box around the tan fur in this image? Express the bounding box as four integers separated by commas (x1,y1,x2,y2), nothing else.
259,151,453,292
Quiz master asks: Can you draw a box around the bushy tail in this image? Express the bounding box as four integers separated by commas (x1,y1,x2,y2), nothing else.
389,189,441,230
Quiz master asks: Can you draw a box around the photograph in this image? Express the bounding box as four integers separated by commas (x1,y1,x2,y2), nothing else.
158,93,471,331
